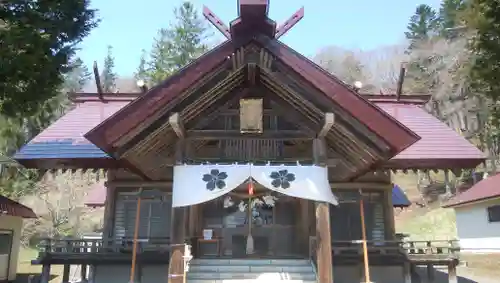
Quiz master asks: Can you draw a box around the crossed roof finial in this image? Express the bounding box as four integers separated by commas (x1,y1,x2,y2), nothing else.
203,0,304,40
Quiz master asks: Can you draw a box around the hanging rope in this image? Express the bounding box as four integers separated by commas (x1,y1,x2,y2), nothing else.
129,188,143,283
359,189,371,283
246,178,254,255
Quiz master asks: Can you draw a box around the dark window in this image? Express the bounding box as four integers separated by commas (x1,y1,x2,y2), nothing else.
330,191,385,241
113,189,171,239
487,205,500,222
0,231,13,254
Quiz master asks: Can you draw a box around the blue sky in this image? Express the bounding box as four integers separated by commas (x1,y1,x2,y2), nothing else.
78,0,441,76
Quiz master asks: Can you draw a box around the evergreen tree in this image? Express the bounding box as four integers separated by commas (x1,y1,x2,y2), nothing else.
64,58,92,93
467,0,500,132
438,0,466,33
405,4,439,49
135,49,149,82
404,5,440,94
146,1,210,83
101,45,117,92
0,0,98,117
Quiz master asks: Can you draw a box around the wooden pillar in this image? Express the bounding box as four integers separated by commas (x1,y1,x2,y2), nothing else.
81,264,87,281
313,138,333,283
444,169,451,195
102,170,116,245
129,189,143,283
88,265,96,283
299,199,310,256
448,262,458,283
62,264,70,283
403,261,412,283
384,186,396,240
168,139,187,283
40,264,51,283
426,264,435,283
133,264,142,283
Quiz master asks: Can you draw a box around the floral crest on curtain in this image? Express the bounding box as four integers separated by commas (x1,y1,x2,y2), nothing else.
270,170,295,189
202,169,228,191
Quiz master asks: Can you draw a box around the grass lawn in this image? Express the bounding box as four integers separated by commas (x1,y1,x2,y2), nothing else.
16,248,63,283
396,207,458,240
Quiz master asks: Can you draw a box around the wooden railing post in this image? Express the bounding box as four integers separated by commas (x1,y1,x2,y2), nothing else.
40,264,51,283
448,262,458,283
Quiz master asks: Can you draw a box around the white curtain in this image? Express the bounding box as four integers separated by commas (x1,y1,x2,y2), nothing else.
251,165,337,205
172,164,250,207
172,164,338,207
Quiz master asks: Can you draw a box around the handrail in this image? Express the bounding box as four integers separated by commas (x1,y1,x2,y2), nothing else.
330,239,460,256
37,237,172,255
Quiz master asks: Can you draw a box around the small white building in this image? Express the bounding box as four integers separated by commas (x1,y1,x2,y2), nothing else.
443,173,500,253
0,195,37,281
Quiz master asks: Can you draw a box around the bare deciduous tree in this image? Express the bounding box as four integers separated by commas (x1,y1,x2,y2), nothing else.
21,171,103,244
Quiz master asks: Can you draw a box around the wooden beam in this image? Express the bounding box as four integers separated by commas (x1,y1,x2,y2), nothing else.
106,180,387,188
275,7,304,39
312,138,334,283
186,130,311,140
239,0,269,19
189,88,250,130
396,62,406,100
93,61,104,100
313,138,328,166
318,112,335,138
168,139,187,283
203,6,231,39
105,181,172,188
168,113,185,138
247,63,258,85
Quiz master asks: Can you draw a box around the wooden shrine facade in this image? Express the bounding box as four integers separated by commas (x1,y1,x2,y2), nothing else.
15,1,485,283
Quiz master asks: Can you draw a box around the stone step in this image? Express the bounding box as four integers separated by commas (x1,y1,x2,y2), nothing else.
189,264,314,273
191,259,311,266
187,272,317,281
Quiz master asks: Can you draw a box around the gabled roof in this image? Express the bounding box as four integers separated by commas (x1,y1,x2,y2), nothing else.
392,184,411,208
0,195,37,218
378,102,485,169
85,40,418,158
14,95,485,171
14,96,130,169
85,181,107,207
85,41,237,153
443,173,500,208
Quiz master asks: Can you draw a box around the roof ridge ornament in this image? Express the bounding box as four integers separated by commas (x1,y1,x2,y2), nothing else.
203,1,304,40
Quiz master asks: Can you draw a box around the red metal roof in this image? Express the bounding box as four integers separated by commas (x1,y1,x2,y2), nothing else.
378,103,485,169
85,181,107,207
30,100,129,144
14,95,485,170
443,173,500,208
0,195,37,218
14,97,130,167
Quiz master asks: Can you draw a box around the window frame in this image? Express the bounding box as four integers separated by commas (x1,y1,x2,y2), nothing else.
114,189,171,239
0,229,13,255
487,205,500,223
